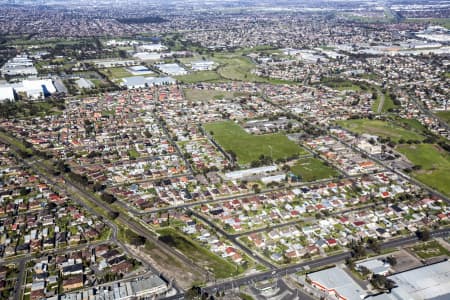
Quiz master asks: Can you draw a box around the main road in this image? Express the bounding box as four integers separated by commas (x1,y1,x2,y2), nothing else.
198,228,450,296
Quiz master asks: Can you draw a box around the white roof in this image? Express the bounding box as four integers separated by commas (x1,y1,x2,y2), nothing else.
140,44,166,51
156,63,187,75
133,52,161,60
356,259,390,275
0,86,14,101
23,79,56,93
122,76,176,89
123,76,148,87
261,174,285,184
192,60,215,65
15,79,57,98
224,165,278,180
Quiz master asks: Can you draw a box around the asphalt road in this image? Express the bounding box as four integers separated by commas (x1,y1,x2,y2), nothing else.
263,88,450,206
141,174,362,215
198,228,450,296
201,251,352,295
229,199,399,238
2,96,449,300
12,259,26,300
189,198,406,269
191,209,276,269
58,170,207,279
0,138,190,293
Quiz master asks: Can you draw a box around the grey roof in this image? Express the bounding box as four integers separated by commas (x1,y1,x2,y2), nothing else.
308,266,366,299
131,275,166,293
387,260,450,300
123,76,148,87
75,78,94,89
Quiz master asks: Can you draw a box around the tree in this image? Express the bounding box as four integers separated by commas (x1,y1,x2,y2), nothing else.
345,257,356,270
93,182,105,192
350,240,366,259
185,286,201,300
385,278,396,292
108,211,120,220
417,227,431,241
227,150,237,162
371,274,396,291
252,184,261,194
101,192,117,204
367,237,381,253
360,266,371,277
126,229,146,246
386,256,397,266
55,161,71,173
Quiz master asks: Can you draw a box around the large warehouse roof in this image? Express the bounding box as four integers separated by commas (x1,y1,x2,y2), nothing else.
388,260,450,300
0,86,15,102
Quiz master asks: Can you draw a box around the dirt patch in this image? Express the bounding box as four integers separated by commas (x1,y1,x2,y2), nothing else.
390,249,422,273
125,244,206,290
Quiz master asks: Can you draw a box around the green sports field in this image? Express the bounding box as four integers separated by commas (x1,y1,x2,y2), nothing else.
290,158,339,182
204,121,307,165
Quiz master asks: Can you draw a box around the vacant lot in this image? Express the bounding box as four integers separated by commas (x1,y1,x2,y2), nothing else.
405,18,450,29
157,227,241,279
213,54,294,84
290,158,339,182
204,121,307,165
337,119,426,142
183,88,236,101
214,55,262,82
176,71,223,83
397,143,450,196
411,240,450,259
102,67,132,79
320,78,362,91
174,51,294,84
